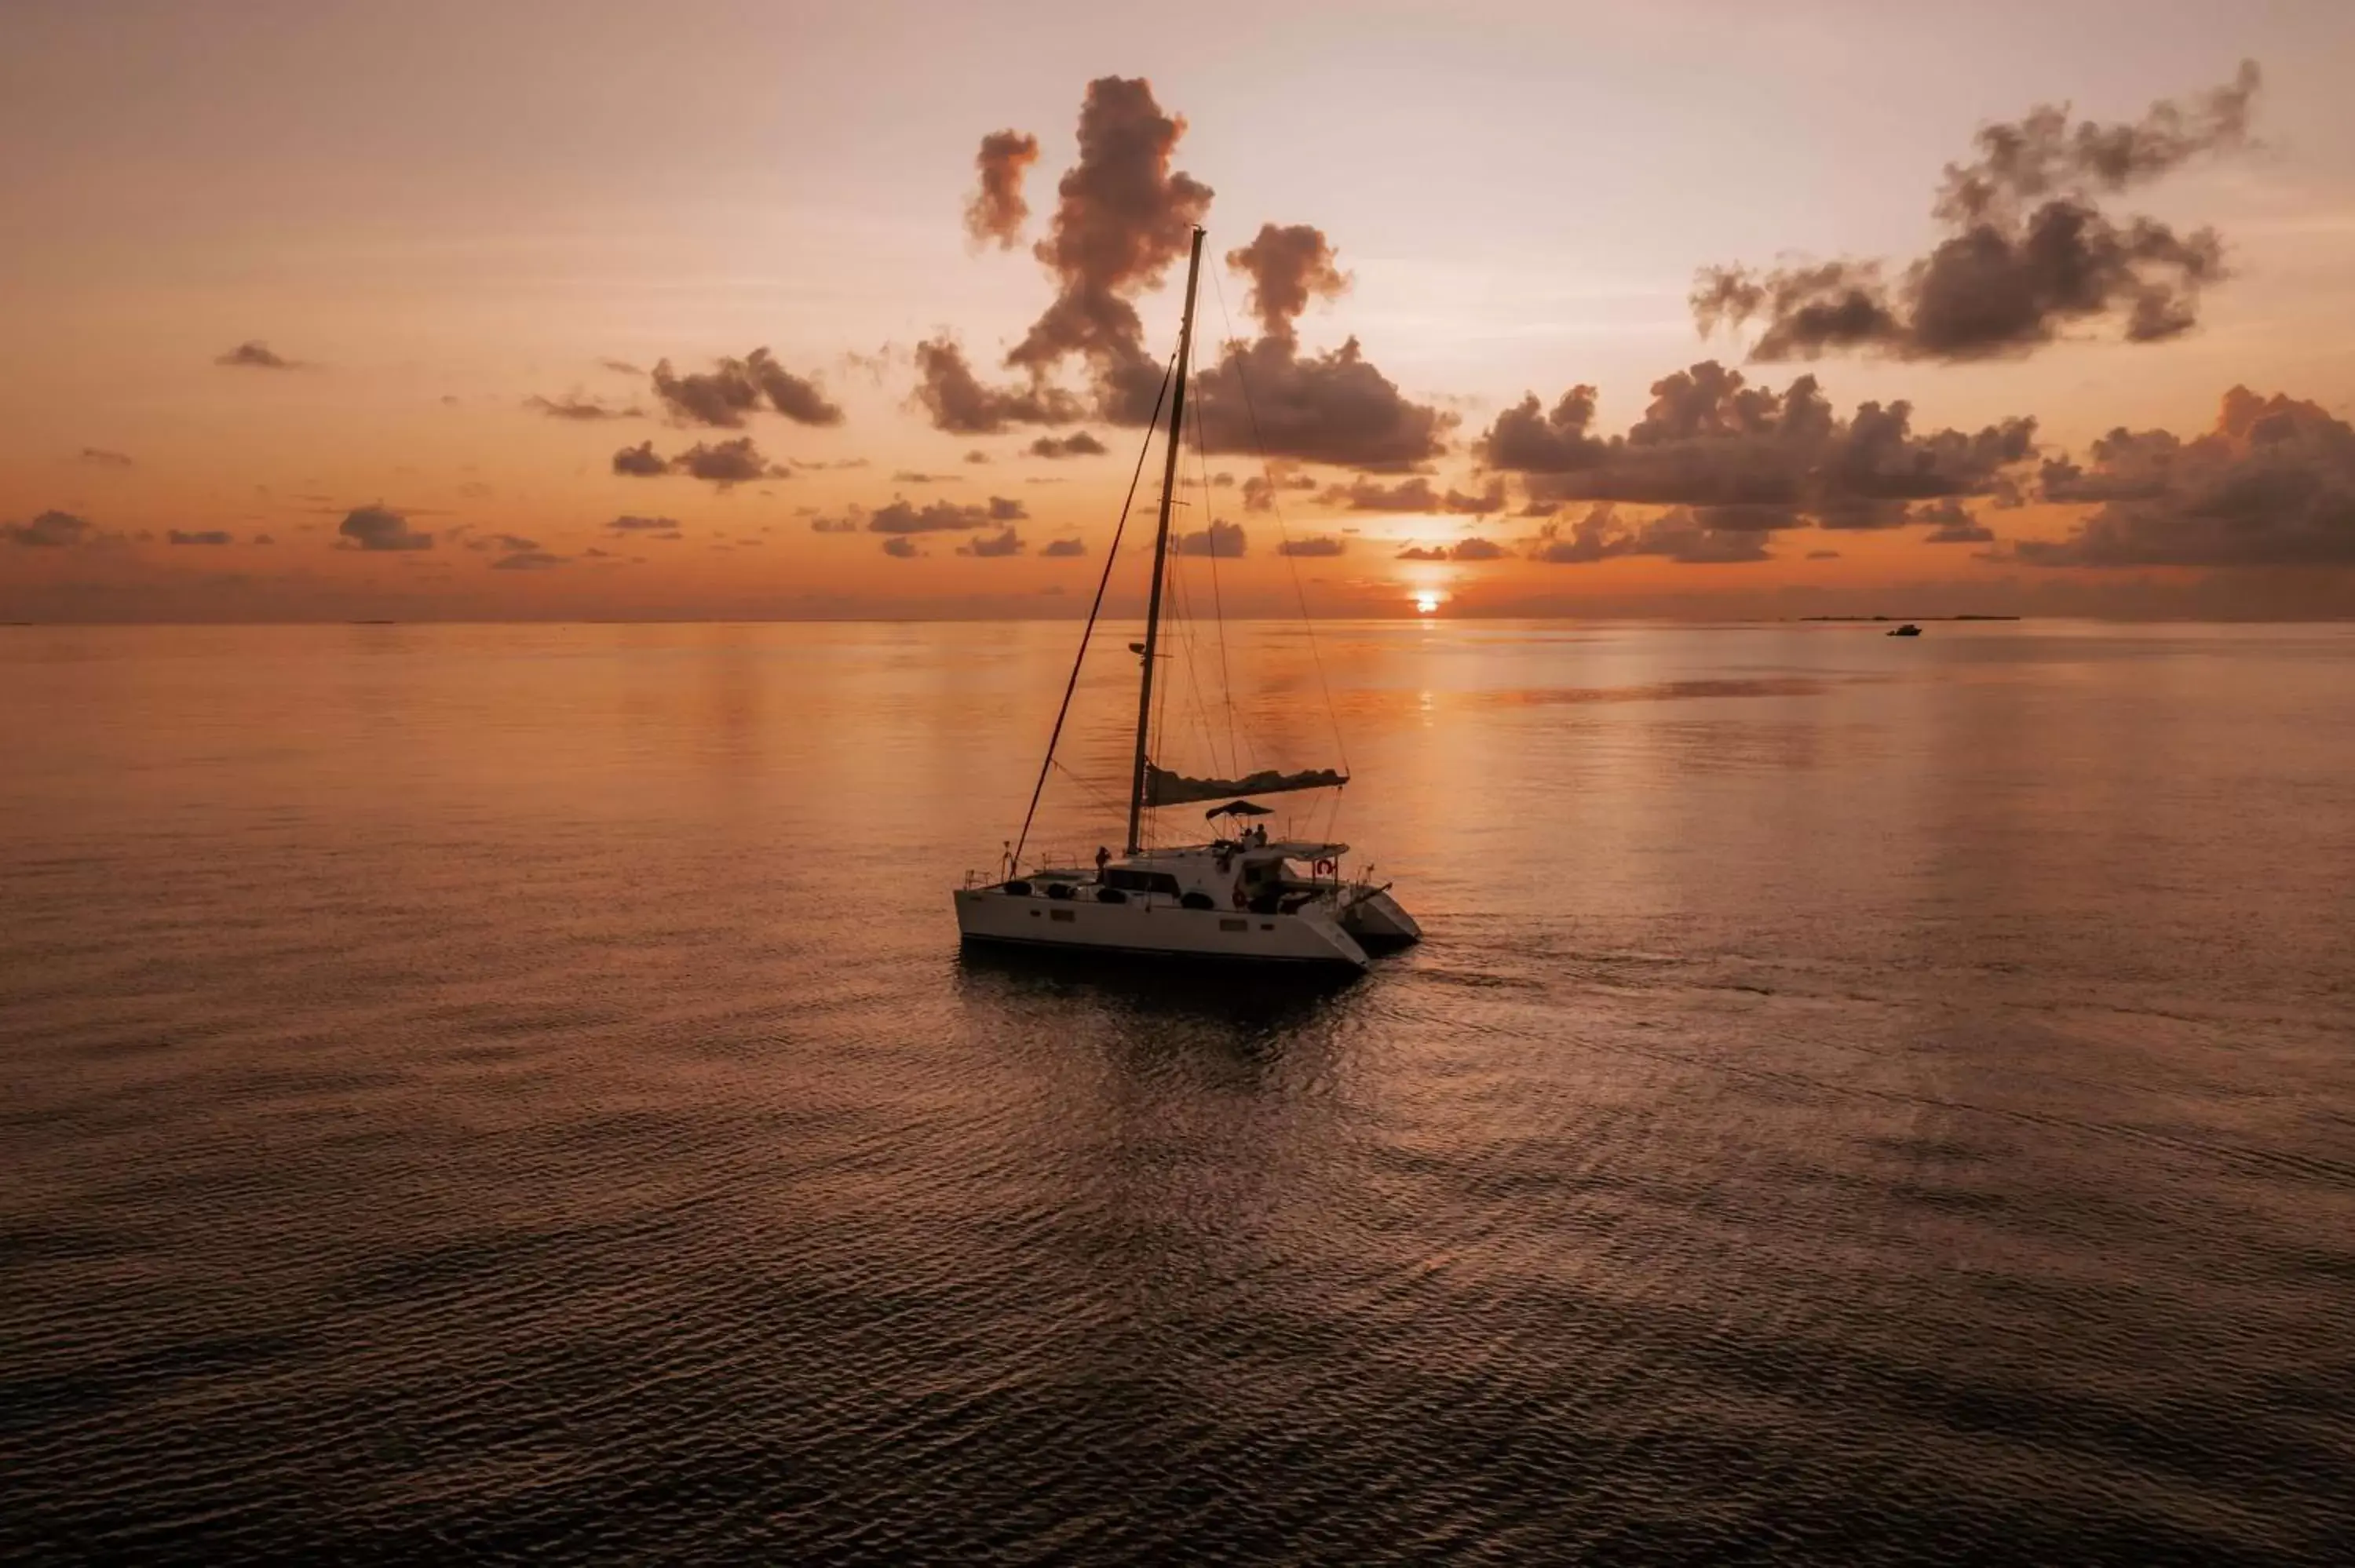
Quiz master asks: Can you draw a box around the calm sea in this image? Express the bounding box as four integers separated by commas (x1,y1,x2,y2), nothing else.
4,620,2351,1564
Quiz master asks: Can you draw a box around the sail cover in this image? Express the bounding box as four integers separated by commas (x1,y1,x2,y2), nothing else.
1144,764,1347,808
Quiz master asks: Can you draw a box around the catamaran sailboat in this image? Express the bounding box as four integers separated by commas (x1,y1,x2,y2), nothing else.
953,225,1419,971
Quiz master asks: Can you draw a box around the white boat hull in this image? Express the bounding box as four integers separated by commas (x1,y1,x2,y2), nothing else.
954,886,1371,968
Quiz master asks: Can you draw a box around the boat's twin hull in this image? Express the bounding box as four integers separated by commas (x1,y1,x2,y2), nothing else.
954,888,1372,968
1339,888,1420,947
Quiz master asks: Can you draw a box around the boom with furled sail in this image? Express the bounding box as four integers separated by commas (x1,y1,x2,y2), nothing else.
1142,764,1348,809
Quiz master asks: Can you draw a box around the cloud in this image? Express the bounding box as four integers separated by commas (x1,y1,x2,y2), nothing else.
469,531,540,553
911,337,1085,434
1397,537,1504,561
1277,534,1346,556
337,505,433,552
254,534,276,545
612,433,787,483
612,440,669,476
1190,336,1456,470
959,527,1026,557
1188,224,1454,469
1630,509,1774,563
1042,537,1086,556
1227,222,1349,345
1028,430,1108,459
881,536,920,558
215,341,300,370
892,470,953,483
672,438,787,487
1323,475,1506,514
1175,519,1245,556
1482,385,1606,474
78,447,134,469
867,495,1028,534
166,529,233,545
809,513,860,534
606,515,683,538
1478,360,2035,533
940,91,1438,465
1914,499,1997,544
2019,386,2355,566
964,449,991,464
528,393,641,421
966,129,1041,248
1004,76,1214,426
1693,62,2261,361
599,359,644,377
3,510,100,547
1242,470,1319,512
1807,549,1841,560
650,348,844,428
492,550,569,570
1525,502,1773,565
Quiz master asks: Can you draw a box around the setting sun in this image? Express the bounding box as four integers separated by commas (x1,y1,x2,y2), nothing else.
1415,591,1441,615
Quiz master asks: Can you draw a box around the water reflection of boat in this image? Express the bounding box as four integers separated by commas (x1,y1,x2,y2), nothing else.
1888,623,1922,636
952,225,1419,973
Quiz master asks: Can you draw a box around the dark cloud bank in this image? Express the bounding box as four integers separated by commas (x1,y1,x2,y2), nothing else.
1480,359,2037,550
2024,387,2355,567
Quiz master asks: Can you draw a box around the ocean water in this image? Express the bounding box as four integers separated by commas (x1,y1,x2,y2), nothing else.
3,619,2351,1564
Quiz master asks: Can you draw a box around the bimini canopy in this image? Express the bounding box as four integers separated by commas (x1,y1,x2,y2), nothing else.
1204,800,1274,821
1143,764,1348,808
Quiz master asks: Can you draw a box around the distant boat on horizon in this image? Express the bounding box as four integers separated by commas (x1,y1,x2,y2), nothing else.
1888,623,1923,636
952,225,1419,972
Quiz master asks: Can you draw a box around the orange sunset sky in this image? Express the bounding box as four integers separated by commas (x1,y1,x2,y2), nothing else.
3,0,2352,622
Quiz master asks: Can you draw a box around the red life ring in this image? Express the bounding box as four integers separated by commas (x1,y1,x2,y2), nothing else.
1313,857,1337,878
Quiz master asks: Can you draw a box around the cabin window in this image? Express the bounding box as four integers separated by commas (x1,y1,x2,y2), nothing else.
1261,923,1275,931
1101,868,1184,896
1050,909,1076,924
1219,917,1247,932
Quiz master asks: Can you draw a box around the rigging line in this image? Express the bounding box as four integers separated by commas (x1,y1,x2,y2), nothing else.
1163,397,1227,778
1009,355,1176,872
1168,394,1229,779
1178,372,1253,777
1152,571,1178,848
1048,755,1125,819
1158,458,1228,790
1186,360,1240,776
1207,265,1350,780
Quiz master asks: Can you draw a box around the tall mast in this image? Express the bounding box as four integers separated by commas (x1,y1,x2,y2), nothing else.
1125,225,1207,855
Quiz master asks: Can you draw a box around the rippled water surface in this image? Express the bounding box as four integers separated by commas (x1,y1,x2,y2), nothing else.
5,621,2352,1564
